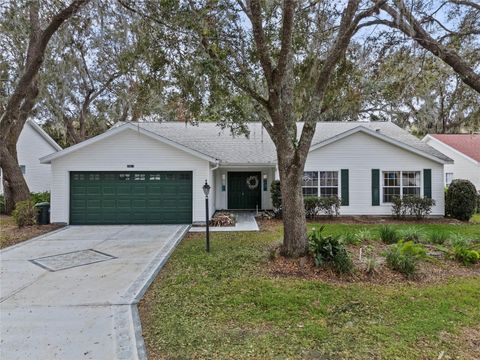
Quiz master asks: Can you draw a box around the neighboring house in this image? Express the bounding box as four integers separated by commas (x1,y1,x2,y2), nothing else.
422,134,480,190
0,120,62,194
40,121,451,225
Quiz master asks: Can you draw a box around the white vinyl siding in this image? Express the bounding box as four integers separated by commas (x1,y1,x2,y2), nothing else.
49,128,210,224
304,131,445,215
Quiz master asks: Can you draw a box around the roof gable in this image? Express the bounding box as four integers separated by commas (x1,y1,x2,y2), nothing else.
41,121,452,165
27,120,62,151
429,134,480,163
40,123,217,164
310,126,452,164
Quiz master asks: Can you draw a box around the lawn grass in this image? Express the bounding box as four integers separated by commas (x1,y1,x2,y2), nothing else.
140,221,480,359
471,213,480,224
308,222,480,241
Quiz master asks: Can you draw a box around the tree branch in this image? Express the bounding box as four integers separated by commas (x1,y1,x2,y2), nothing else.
378,0,480,93
247,0,275,88
450,0,480,11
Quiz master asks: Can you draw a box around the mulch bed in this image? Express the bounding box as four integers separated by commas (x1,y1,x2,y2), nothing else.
0,217,63,249
267,241,480,285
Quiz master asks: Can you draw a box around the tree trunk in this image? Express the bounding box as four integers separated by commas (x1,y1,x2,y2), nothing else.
0,147,30,214
0,0,89,212
277,149,308,257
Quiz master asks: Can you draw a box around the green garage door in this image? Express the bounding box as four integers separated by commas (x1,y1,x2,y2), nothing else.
70,171,192,225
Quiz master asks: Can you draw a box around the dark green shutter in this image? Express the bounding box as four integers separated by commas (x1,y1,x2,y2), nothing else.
424,169,432,198
372,169,380,206
341,169,349,206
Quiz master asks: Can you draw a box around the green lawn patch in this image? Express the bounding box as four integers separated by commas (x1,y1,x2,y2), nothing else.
471,213,480,224
140,221,480,359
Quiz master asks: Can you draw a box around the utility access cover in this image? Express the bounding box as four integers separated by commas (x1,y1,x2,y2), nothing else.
30,249,115,271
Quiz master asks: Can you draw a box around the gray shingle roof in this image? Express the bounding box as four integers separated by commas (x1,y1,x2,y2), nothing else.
118,121,451,164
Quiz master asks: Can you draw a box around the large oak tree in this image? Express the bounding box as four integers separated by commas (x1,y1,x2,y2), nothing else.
0,0,90,213
123,0,385,256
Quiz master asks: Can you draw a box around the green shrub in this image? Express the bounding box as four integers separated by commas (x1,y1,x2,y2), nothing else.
445,180,477,221
304,196,319,218
379,225,399,244
342,232,360,245
0,194,5,214
449,234,471,248
448,235,479,265
355,228,373,243
270,180,282,211
364,256,380,276
391,196,405,219
453,247,480,265
31,191,50,204
398,227,424,243
386,241,426,279
476,192,480,213
12,200,38,227
391,196,435,219
304,196,340,218
428,231,449,245
308,226,354,274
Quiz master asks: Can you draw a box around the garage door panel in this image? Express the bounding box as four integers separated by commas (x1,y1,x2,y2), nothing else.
132,199,146,208
102,199,116,208
116,184,131,195
70,171,192,224
86,186,101,195
102,186,116,195
132,184,147,194
117,199,132,209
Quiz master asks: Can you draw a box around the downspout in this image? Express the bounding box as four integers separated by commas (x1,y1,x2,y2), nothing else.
211,160,220,171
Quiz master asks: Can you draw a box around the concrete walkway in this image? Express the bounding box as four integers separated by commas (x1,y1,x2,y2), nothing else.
190,211,259,232
0,224,189,360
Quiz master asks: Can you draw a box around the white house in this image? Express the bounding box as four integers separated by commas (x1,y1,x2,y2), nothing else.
40,121,452,225
422,134,480,190
1,120,61,194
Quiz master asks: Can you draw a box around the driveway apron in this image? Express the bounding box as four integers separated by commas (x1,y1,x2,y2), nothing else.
0,224,189,360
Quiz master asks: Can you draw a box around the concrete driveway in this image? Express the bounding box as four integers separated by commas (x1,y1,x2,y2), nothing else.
0,224,189,360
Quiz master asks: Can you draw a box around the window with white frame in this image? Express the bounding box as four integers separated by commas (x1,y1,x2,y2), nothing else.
302,171,318,196
383,171,421,203
302,171,339,197
320,171,338,197
383,171,400,202
402,171,421,196
445,172,453,186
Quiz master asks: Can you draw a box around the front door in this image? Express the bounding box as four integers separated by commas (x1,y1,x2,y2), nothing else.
227,172,261,210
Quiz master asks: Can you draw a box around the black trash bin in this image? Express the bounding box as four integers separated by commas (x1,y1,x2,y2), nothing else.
35,202,50,225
